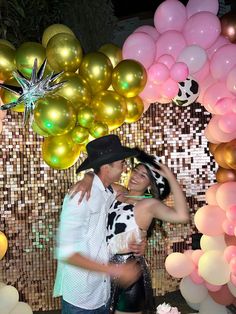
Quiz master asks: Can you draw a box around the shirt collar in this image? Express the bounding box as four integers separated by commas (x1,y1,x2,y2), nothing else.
93,174,107,193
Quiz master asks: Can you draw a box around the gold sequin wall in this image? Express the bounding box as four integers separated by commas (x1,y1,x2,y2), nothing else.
0,103,215,311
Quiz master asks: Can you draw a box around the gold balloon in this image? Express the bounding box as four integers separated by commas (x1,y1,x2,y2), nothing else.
0,231,8,260
46,33,82,72
216,167,236,183
89,121,109,138
55,72,92,108
224,139,236,170
91,90,127,130
0,77,24,112
71,126,89,144
42,24,75,47
0,39,15,50
221,12,236,43
42,133,81,170
125,96,144,123
15,42,46,78
79,52,113,94
77,106,95,128
208,142,218,155
112,59,147,98
32,120,49,137
0,44,16,81
99,43,122,68
34,95,76,136
213,143,231,169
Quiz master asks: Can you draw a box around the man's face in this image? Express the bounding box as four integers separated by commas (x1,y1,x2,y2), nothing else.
108,159,127,183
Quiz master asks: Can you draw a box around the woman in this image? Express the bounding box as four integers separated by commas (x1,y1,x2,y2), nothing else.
70,149,189,314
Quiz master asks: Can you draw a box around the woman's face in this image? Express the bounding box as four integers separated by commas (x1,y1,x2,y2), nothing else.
128,164,151,193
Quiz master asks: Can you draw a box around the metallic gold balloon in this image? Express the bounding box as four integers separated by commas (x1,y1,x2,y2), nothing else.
221,11,236,43
224,139,236,170
42,24,75,47
15,42,46,78
208,142,218,155
0,39,15,50
34,95,76,136
0,231,8,260
79,52,113,94
216,167,236,183
0,44,16,81
46,33,82,72
77,106,95,128
32,120,49,137
91,90,127,130
99,43,122,68
89,121,109,138
42,133,81,170
71,126,89,144
55,72,92,108
213,143,231,169
125,96,144,123
112,59,147,98
0,77,24,112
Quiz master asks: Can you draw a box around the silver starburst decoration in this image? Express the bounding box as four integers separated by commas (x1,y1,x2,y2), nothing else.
0,59,65,125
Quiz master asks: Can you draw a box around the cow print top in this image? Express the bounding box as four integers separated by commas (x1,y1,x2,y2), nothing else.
106,200,146,256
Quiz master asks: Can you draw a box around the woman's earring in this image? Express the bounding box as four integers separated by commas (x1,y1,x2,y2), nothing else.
147,186,151,194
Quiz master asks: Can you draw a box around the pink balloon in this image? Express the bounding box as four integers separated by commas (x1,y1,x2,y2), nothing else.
198,74,215,104
122,32,156,69
170,62,189,82
155,95,172,104
230,273,236,286
224,246,236,263
206,183,221,205
183,12,221,49
230,257,236,274
223,219,236,236
160,78,179,99
216,182,236,211
207,35,230,59
184,250,193,258
204,125,221,144
205,282,222,292
192,249,204,265
178,45,207,74
218,113,236,133
154,0,187,33
207,115,236,143
209,284,235,305
202,82,233,110
155,31,186,61
165,252,195,278
148,63,169,84
214,98,234,115
142,100,151,113
139,79,161,103
158,54,175,69
194,205,226,236
210,44,236,81
227,205,236,221
227,66,236,95
192,60,210,82
232,99,236,114
190,267,205,284
134,25,160,41
186,0,219,18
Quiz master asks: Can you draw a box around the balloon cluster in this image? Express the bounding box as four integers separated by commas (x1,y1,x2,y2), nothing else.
0,24,147,170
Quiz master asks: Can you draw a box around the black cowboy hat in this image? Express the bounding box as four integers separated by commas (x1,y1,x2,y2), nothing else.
76,134,138,173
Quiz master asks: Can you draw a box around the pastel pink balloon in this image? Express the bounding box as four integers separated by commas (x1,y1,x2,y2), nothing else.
134,25,160,41
160,78,179,99
227,206,236,221
232,99,236,113
227,66,236,95
190,267,205,284
139,79,161,103
231,273,236,286
184,250,193,258
186,0,219,18
224,246,236,263
223,219,236,236
148,63,169,84
154,0,187,33
206,183,220,205
183,12,221,49
207,115,236,143
142,100,151,113
165,252,195,278
192,60,209,82
230,257,236,274
218,113,236,133
194,205,226,236
155,95,172,104
122,32,156,69
210,44,236,81
214,98,234,115
198,74,215,104
216,182,236,211
202,82,233,110
192,250,204,265
205,282,222,292
170,62,189,82
207,35,230,59
158,54,175,69
155,31,186,61
178,45,207,74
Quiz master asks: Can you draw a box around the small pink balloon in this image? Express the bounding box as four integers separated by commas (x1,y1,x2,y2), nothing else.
148,63,169,84
190,267,205,284
218,113,236,133
205,282,222,292
224,246,236,263
192,249,204,265
139,79,161,103
214,98,234,115
142,100,151,113
230,257,236,274
158,54,175,69
227,206,236,221
206,183,221,205
134,25,160,41
223,219,236,236
207,35,230,59
186,0,219,18
202,82,233,110
170,62,189,82
216,182,236,211
192,60,210,82
160,78,179,99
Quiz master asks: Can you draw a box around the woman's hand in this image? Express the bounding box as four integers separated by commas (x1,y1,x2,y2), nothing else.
68,172,94,203
154,161,176,181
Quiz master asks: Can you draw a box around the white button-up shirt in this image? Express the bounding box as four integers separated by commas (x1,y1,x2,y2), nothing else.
53,175,115,309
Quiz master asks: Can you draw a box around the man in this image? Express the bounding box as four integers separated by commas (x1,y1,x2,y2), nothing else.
54,135,140,314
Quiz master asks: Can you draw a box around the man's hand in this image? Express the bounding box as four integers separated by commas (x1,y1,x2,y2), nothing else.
128,238,147,256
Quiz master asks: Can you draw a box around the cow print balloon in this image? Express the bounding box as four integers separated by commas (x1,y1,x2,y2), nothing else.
172,77,199,107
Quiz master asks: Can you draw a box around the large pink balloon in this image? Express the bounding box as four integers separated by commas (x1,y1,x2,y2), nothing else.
214,98,234,115
218,113,236,133
157,54,175,69
207,35,230,59
205,183,221,206
154,0,187,33
165,252,195,278
155,31,186,61
202,82,233,110
227,66,236,95
134,25,160,41
122,32,156,69
183,12,221,49
192,60,209,82
186,0,219,18
216,182,236,210
160,78,179,99
207,115,236,143
139,79,161,103
198,74,215,104
210,44,236,81
194,205,226,236
148,63,169,84
170,62,189,82
178,45,207,74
